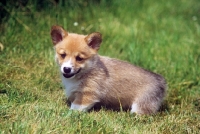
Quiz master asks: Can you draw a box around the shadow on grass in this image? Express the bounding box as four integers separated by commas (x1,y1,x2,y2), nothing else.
64,98,170,114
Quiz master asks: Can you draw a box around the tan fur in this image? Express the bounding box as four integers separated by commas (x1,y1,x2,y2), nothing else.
50,25,167,114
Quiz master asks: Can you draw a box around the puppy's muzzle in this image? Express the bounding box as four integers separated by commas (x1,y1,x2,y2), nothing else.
63,67,81,78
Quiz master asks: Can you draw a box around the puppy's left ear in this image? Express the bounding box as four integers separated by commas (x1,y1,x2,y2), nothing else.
85,32,102,51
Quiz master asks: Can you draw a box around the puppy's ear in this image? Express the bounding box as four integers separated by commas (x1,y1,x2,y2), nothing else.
51,25,68,45
85,32,102,51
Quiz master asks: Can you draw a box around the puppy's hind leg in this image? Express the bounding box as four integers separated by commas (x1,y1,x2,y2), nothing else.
131,84,166,115
131,95,164,115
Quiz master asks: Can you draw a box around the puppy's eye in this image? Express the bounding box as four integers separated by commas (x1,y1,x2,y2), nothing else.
60,53,66,59
76,56,84,61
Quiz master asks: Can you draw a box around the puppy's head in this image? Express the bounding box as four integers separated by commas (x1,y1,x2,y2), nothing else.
50,25,102,79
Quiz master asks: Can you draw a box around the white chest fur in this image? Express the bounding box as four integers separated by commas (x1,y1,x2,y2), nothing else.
61,75,81,98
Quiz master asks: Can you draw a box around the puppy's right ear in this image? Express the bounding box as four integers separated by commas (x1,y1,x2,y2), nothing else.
50,25,68,45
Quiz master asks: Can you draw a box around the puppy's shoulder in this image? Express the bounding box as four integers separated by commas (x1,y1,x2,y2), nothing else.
98,56,137,69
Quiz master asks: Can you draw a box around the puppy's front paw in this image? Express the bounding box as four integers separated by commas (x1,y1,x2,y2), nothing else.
70,103,94,112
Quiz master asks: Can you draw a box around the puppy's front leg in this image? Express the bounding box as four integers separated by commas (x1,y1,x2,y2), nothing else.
70,103,95,112
70,93,98,112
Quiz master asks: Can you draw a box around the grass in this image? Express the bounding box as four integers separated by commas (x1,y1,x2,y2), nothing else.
0,0,200,133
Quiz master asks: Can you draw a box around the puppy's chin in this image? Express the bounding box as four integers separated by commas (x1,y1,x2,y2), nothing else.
63,73,75,78
62,68,81,79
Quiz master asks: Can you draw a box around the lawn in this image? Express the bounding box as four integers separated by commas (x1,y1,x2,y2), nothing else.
0,0,200,133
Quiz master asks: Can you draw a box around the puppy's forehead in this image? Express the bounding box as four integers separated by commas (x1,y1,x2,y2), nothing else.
56,33,90,54
66,33,86,44
64,34,87,49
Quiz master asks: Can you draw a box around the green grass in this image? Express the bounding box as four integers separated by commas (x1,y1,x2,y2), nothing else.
0,0,200,133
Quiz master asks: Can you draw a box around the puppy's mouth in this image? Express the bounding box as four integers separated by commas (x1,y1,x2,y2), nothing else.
63,69,81,78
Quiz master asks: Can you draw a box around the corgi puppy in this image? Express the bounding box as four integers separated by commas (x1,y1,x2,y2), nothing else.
50,25,166,114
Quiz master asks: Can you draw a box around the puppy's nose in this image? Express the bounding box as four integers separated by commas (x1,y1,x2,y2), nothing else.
63,67,71,74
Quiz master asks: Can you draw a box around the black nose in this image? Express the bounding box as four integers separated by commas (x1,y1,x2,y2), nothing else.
63,67,71,74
